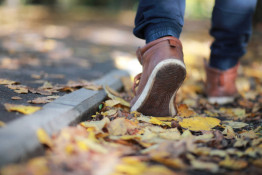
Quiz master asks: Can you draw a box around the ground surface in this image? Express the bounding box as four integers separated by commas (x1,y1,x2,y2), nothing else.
0,6,262,175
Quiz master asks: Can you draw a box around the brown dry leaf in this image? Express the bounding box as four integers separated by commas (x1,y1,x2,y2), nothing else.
84,84,102,91
234,138,248,148
11,96,22,100
28,96,59,104
220,107,246,119
252,159,262,168
179,116,220,131
4,103,42,114
108,118,138,136
121,76,133,96
0,79,19,85
31,74,41,79
36,128,53,147
7,85,28,94
219,156,248,170
222,126,236,139
28,88,53,96
177,104,197,117
239,130,258,139
104,85,130,107
223,121,248,129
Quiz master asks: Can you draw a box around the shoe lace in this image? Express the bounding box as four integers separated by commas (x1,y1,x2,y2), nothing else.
132,73,142,95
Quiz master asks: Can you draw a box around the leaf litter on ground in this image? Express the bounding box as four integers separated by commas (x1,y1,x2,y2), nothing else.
1,68,262,175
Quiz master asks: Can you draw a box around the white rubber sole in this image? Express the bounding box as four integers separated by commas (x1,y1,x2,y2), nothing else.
131,59,186,116
208,96,235,105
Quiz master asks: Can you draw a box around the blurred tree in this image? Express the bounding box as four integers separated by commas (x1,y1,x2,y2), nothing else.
253,0,262,25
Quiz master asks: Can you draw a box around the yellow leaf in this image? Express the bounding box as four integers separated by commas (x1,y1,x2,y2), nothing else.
114,157,147,175
7,85,28,94
36,128,53,147
191,159,219,173
27,157,49,175
179,117,220,131
219,156,247,170
104,100,120,107
0,121,5,127
11,96,22,100
80,117,110,133
152,155,186,169
0,79,19,85
152,116,176,121
209,149,227,158
150,117,172,127
104,85,130,107
101,109,117,116
4,103,42,114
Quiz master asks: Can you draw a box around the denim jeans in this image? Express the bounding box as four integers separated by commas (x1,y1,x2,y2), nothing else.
133,0,257,70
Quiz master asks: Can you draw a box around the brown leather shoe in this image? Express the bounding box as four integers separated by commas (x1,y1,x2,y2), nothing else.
205,60,239,104
130,36,186,117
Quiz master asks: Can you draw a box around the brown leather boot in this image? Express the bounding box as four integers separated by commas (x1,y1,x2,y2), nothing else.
205,60,239,104
130,36,186,117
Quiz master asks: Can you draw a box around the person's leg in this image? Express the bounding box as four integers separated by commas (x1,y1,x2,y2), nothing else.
209,0,257,70
133,0,185,43
131,0,187,116
206,0,257,104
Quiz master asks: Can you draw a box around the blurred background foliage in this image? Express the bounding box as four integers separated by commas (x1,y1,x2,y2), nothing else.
0,0,261,23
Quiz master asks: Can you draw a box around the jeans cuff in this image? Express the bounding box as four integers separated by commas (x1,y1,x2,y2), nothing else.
145,22,182,43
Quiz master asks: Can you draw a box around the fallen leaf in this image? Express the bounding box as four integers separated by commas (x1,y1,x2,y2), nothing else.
191,159,219,173
209,149,227,158
4,103,42,114
84,84,102,91
0,121,5,127
7,85,28,94
223,121,248,129
11,96,22,100
0,79,19,85
36,128,53,147
219,156,248,170
177,104,197,117
104,85,130,107
240,130,258,139
179,116,220,131
28,96,59,104
80,117,110,133
222,126,236,139
101,109,117,116
234,138,248,148
104,100,120,107
114,157,147,175
150,117,172,127
108,118,138,136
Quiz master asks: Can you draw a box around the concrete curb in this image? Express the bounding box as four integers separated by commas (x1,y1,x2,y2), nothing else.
0,70,129,167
